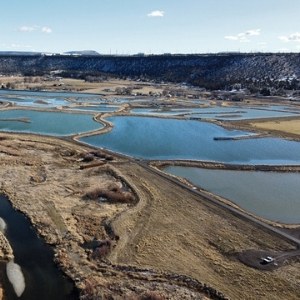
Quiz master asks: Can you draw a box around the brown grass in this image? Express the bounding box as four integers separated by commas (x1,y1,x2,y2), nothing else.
90,150,107,159
80,278,104,300
128,291,165,300
81,153,94,162
81,151,114,162
249,118,300,136
84,186,134,203
91,240,112,259
90,150,114,161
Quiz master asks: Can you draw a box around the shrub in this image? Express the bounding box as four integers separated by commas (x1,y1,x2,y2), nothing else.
82,153,94,162
84,186,134,203
91,240,112,259
80,278,105,300
83,151,114,161
129,291,165,300
90,150,106,159
84,188,102,200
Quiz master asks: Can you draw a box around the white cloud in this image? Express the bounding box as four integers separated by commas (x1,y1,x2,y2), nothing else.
225,29,261,42
18,25,52,34
41,27,52,34
278,32,300,43
19,26,36,32
147,10,164,17
224,36,239,41
245,29,261,36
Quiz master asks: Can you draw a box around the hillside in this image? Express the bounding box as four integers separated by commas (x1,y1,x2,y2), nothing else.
0,53,300,90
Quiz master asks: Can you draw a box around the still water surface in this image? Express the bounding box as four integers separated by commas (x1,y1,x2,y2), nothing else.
81,116,300,165
0,89,100,99
0,195,77,299
0,110,102,136
132,106,300,120
163,166,300,223
0,90,103,107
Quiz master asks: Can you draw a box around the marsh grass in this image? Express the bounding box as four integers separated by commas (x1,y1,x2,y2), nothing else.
84,186,134,203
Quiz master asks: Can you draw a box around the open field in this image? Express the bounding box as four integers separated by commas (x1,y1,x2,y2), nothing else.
248,118,300,137
0,76,165,96
225,116,300,142
0,133,299,299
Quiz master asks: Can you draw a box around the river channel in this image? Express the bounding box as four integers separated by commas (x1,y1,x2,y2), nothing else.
0,195,77,299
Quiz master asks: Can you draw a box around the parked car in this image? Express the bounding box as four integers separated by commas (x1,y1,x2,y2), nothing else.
261,256,274,265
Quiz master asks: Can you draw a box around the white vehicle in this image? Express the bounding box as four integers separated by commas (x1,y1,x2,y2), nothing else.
261,256,274,265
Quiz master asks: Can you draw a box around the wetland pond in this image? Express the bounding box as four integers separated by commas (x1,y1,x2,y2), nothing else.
0,89,101,99
67,105,118,112
0,96,70,108
80,116,300,165
163,167,300,224
0,110,102,136
0,195,77,299
0,90,103,107
131,106,300,120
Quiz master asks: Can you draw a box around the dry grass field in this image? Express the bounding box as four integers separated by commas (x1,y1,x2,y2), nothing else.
0,76,164,96
0,133,298,299
248,118,300,137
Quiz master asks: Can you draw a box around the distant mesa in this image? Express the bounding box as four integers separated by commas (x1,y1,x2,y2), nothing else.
0,51,299,92
0,51,42,56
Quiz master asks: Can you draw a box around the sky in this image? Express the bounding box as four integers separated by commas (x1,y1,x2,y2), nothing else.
1,0,300,54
